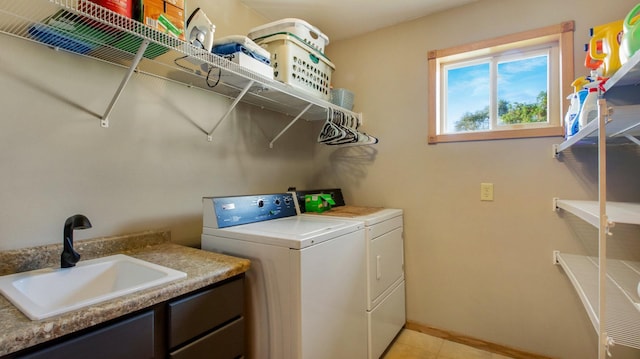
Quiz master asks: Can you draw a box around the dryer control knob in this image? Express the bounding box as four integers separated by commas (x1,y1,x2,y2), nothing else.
257,199,264,208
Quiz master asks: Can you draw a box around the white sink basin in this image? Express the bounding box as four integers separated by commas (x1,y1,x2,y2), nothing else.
0,254,187,320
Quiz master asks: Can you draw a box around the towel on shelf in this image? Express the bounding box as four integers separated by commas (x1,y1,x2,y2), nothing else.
212,35,271,65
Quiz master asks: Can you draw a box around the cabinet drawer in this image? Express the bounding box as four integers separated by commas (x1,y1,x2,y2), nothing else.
20,311,155,359
168,277,244,348
169,317,244,359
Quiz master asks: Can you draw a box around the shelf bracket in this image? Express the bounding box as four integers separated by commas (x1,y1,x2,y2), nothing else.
605,218,615,236
100,39,150,128
207,80,254,142
553,250,560,265
604,335,614,357
552,197,559,212
269,103,313,148
624,134,640,146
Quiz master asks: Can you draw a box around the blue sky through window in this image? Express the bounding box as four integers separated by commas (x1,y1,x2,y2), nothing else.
445,55,548,132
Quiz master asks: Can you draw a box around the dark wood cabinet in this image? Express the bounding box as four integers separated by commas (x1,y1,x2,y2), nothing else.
4,275,245,359
19,311,156,359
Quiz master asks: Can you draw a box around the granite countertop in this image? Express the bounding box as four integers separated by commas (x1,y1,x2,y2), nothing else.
0,230,250,357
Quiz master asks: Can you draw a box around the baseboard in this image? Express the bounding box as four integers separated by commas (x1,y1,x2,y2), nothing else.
404,321,556,359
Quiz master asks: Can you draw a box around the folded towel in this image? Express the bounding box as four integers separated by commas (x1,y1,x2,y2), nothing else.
213,42,271,65
212,35,270,59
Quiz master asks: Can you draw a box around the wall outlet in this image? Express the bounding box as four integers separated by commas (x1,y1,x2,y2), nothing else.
480,183,494,201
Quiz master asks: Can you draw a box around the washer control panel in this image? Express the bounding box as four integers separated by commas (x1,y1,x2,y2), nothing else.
207,193,297,228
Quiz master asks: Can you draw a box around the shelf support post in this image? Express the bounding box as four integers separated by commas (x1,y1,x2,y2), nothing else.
100,39,150,128
269,103,313,148
207,81,254,142
597,98,608,359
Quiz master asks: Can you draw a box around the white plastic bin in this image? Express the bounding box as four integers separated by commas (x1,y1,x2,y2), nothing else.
248,18,329,54
256,33,335,100
331,88,354,110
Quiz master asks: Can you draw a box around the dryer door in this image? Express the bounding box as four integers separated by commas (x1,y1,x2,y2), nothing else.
367,226,404,309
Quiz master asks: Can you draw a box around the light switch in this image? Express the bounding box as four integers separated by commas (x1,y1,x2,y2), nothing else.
480,183,494,201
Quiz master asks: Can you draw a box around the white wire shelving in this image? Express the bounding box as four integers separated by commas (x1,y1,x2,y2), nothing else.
0,0,363,145
553,50,640,155
553,48,640,357
553,253,640,349
555,199,640,228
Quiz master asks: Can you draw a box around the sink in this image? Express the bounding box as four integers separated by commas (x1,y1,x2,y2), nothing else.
0,254,187,320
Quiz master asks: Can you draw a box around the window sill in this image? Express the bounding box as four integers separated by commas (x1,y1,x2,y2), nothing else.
427,126,564,144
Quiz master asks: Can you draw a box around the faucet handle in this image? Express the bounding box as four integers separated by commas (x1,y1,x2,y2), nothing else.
61,237,81,268
61,214,91,268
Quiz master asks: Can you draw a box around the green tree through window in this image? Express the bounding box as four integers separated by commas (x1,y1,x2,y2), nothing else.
454,91,547,132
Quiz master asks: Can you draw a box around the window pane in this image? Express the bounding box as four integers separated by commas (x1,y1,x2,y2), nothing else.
445,62,490,133
497,55,548,126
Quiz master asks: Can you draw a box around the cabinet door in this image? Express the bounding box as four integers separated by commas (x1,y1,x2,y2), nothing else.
19,311,155,359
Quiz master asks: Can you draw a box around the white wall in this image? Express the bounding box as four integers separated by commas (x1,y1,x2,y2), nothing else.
323,0,640,358
0,0,320,249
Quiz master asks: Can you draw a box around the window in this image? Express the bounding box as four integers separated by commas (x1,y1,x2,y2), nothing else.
428,21,574,143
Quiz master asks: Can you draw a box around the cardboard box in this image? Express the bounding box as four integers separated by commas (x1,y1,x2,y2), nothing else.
164,0,184,9
225,52,274,80
164,3,184,23
304,194,335,213
142,0,184,40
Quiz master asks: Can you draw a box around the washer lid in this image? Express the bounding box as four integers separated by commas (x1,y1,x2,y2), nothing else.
202,215,363,249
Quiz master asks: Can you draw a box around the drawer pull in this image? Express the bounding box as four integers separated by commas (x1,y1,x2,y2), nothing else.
376,255,382,280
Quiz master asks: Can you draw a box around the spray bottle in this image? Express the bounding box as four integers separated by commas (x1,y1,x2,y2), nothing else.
577,73,608,130
565,76,590,138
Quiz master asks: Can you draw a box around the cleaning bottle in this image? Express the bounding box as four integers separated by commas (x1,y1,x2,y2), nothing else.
620,3,640,65
589,20,623,76
566,89,589,137
564,77,590,138
577,76,608,130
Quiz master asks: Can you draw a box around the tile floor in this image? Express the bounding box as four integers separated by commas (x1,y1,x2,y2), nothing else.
383,329,516,359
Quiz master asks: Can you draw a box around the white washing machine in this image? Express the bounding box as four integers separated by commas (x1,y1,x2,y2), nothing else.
201,193,368,359
291,189,405,359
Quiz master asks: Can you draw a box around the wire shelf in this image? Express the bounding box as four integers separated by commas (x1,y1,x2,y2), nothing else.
0,0,360,126
556,253,640,349
555,200,640,228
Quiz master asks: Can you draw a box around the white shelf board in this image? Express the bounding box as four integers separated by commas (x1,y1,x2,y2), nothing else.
555,105,640,153
555,200,640,227
556,253,640,349
606,49,640,88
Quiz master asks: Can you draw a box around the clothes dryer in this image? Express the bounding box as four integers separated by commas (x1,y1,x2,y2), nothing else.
291,189,405,359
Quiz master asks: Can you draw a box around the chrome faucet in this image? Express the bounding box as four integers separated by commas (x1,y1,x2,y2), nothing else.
61,214,92,268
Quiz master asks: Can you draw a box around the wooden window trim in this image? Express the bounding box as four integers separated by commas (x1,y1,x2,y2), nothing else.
428,21,574,144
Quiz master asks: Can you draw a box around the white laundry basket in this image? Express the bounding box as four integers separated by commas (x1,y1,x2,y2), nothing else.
256,33,335,100
248,18,329,54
